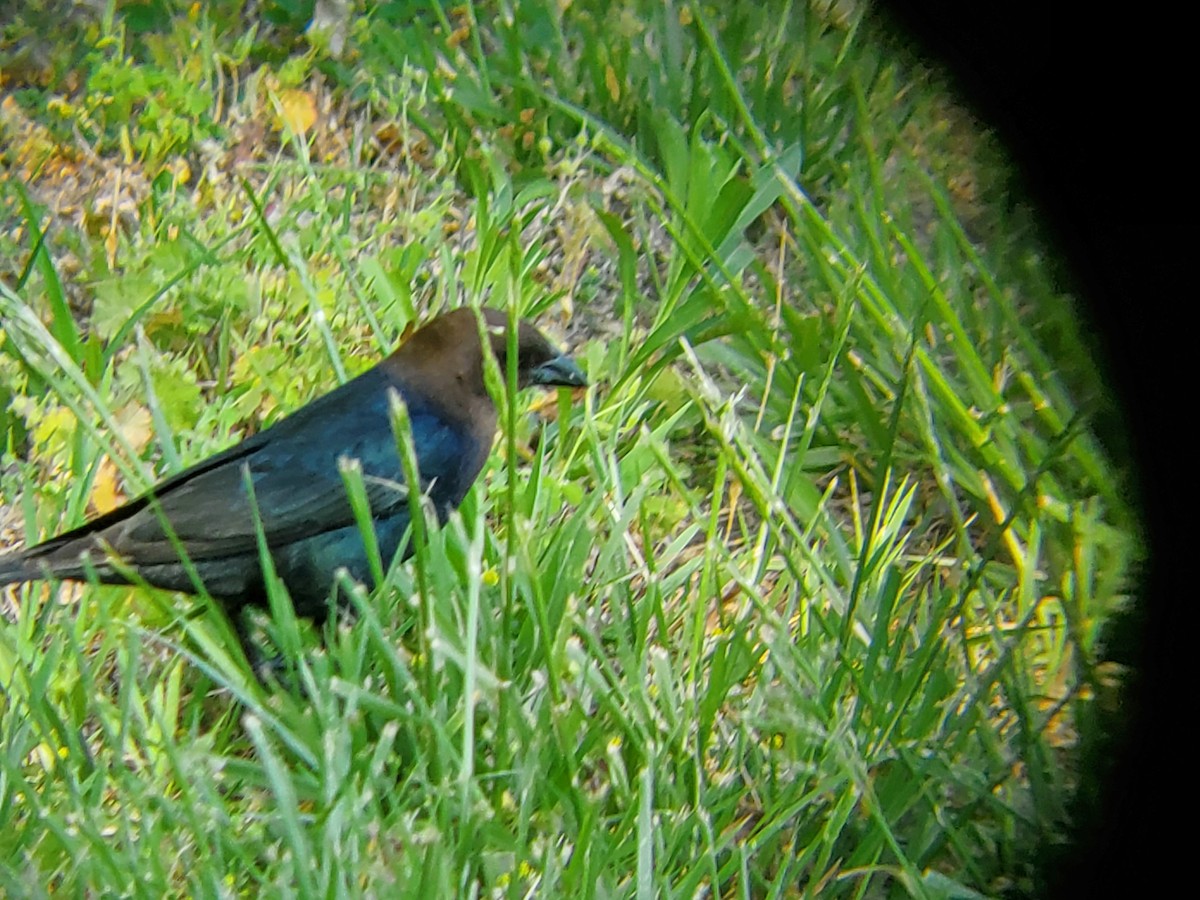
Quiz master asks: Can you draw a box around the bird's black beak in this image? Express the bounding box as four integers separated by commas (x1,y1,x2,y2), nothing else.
530,354,588,388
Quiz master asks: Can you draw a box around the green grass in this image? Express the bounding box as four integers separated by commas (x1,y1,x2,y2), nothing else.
0,1,1135,896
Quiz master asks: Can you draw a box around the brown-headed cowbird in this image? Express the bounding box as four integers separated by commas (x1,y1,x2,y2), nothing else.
0,307,586,642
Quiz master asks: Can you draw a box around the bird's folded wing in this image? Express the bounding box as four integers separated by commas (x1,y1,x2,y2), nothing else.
110,407,467,563
17,363,468,571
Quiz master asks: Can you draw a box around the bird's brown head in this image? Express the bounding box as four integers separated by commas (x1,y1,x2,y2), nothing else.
475,308,588,390
388,308,586,417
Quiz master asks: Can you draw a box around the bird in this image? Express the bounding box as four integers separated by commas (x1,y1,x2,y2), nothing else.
0,307,586,658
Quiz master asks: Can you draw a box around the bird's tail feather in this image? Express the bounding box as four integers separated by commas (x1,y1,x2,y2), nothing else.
0,551,39,587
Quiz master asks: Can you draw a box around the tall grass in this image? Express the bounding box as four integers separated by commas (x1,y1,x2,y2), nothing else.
0,1,1134,895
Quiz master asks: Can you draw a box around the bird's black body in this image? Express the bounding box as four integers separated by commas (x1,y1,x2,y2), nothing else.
0,308,586,628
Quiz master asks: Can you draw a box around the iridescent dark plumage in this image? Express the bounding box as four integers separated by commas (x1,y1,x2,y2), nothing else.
0,308,586,630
